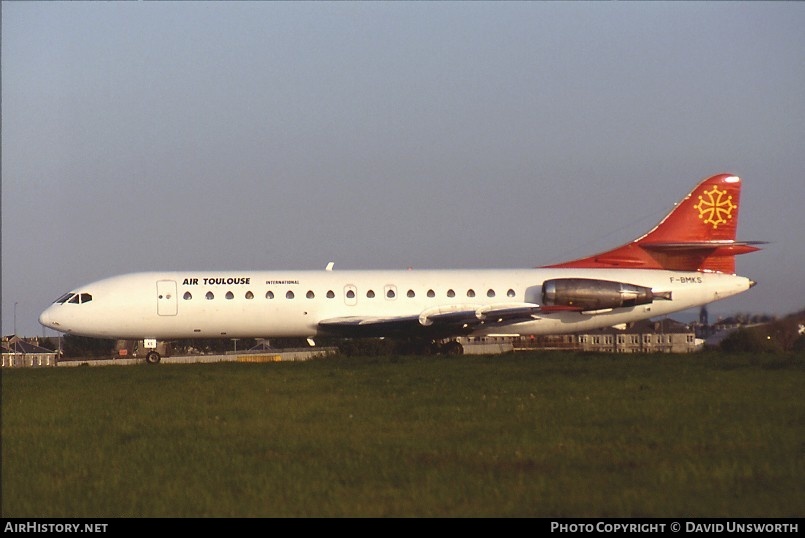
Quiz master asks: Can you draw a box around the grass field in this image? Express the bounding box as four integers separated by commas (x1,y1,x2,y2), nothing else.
2,351,803,517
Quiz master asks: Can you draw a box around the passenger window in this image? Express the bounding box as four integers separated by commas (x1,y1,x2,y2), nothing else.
507,289,516,298
386,289,396,299
487,289,495,298
467,289,475,298
226,291,234,300
427,289,435,298
327,290,335,299
245,291,254,299
306,291,315,299
183,292,193,300
286,291,295,299
367,290,375,298
447,289,455,298
206,291,214,300
407,290,415,298
346,290,356,299
266,291,275,299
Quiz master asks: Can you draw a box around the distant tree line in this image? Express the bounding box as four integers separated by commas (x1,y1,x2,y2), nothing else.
45,335,117,358
717,313,805,354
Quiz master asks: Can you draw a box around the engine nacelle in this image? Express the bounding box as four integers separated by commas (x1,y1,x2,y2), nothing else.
542,278,670,311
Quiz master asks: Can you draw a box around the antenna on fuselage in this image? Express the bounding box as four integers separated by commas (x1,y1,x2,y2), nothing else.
325,262,334,271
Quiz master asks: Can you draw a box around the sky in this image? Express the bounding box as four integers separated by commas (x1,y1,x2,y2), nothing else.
2,2,804,337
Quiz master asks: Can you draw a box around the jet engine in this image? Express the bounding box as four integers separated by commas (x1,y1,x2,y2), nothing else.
542,278,671,311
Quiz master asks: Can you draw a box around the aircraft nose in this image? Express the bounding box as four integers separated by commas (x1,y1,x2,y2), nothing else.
39,307,59,330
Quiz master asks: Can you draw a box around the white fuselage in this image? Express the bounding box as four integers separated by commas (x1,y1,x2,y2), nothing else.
38,268,753,340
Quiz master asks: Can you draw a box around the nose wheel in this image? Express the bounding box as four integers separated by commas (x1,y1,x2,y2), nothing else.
145,351,161,364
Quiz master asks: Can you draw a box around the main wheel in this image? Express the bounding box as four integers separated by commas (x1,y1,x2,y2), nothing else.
145,351,161,364
443,341,464,356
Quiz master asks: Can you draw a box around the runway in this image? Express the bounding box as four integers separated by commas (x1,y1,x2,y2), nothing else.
6,348,338,368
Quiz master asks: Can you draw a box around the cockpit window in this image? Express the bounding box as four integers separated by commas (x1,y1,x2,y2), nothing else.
55,293,74,304
79,293,92,303
66,293,93,304
68,295,80,304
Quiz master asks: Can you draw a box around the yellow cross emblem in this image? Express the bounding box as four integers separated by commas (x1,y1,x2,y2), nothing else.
694,186,736,229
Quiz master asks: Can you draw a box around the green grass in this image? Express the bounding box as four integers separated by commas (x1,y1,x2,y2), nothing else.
2,352,803,517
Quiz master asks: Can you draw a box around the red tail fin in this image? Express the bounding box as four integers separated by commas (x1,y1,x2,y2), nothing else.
544,174,761,273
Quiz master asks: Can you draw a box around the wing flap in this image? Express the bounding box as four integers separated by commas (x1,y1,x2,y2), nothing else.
475,303,543,322
318,311,480,338
318,315,429,338
318,303,544,339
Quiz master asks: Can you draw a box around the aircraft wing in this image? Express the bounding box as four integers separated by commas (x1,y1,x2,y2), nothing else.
318,314,428,337
318,303,542,339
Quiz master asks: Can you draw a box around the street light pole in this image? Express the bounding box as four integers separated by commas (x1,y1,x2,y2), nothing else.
14,302,18,355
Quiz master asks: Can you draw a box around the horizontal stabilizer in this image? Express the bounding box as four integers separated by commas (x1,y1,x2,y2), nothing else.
641,241,764,256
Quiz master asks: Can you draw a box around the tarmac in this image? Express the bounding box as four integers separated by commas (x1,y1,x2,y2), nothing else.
42,348,338,368
4,340,513,368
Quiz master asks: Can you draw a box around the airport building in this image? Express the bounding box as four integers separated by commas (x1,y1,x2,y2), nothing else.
464,318,699,354
2,336,60,367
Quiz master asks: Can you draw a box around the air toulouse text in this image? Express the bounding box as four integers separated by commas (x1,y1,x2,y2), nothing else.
182,277,251,286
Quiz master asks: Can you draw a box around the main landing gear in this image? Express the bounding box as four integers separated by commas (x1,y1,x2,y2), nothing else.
439,340,464,356
145,351,161,364
408,339,463,356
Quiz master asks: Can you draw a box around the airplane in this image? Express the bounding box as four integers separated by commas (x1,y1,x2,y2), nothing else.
39,173,762,363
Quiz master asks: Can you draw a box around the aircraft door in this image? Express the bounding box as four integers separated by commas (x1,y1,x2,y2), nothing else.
157,280,178,316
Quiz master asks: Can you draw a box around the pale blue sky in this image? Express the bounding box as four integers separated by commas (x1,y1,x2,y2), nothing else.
3,2,804,337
